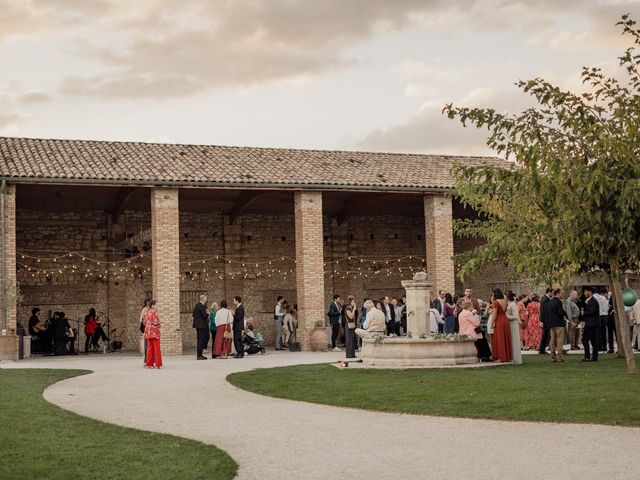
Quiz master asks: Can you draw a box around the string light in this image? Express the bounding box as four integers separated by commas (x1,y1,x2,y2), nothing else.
17,250,426,283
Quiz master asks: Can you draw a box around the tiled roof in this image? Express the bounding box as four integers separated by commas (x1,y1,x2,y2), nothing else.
0,137,508,192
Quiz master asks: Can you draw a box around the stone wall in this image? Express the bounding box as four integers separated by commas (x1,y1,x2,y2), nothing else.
15,197,509,353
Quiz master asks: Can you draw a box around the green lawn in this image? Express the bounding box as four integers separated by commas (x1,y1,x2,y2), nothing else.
0,369,237,480
228,355,640,426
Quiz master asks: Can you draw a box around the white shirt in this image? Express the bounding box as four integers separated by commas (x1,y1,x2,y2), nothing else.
363,309,374,329
429,308,443,333
593,293,610,316
275,302,284,318
384,304,391,321
215,308,233,327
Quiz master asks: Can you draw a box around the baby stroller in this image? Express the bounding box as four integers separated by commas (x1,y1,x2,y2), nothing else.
243,330,267,355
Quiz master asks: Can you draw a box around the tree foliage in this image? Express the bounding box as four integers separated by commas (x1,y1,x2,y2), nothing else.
444,15,640,373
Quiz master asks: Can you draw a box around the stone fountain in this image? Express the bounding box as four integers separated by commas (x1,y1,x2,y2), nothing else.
361,272,478,368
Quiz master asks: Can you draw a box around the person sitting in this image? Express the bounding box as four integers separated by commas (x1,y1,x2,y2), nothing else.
355,300,386,352
429,307,444,334
92,319,109,352
458,300,492,362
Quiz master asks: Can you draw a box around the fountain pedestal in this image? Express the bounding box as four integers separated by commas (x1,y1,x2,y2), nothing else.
361,272,479,368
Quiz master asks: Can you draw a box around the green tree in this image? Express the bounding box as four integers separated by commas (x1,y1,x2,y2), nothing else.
444,15,640,374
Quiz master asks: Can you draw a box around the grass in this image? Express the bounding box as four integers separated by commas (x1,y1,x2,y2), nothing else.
0,369,237,480
228,355,640,427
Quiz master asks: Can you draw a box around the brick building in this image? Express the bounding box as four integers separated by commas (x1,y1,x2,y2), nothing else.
0,137,508,360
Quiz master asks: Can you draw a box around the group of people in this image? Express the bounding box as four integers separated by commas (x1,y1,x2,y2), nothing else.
428,285,640,363
273,296,298,350
26,306,109,356
327,294,406,353
139,295,266,368
27,308,76,355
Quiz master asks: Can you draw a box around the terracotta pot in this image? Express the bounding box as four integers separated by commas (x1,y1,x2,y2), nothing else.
309,327,328,352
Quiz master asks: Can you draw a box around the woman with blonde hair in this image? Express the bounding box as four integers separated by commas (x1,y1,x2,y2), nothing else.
458,299,492,361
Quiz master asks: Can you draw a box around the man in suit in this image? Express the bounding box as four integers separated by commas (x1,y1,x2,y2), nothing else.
546,288,567,362
593,287,611,353
538,288,552,354
232,296,245,358
383,296,396,335
192,294,209,360
327,295,341,352
431,290,446,315
582,286,601,362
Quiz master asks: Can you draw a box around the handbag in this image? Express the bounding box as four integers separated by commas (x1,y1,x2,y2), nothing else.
222,312,233,340
223,326,233,340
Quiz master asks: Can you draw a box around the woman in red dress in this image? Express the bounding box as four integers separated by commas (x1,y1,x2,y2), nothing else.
490,289,513,363
525,295,542,350
144,300,162,369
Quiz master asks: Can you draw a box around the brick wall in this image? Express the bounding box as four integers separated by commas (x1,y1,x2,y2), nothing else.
0,184,17,359
294,192,325,350
13,189,519,355
151,188,182,355
424,195,455,297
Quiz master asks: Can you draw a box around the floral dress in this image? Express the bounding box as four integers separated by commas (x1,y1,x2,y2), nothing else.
144,309,161,339
525,301,542,349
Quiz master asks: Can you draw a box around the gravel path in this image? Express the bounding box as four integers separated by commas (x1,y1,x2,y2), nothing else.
3,352,639,480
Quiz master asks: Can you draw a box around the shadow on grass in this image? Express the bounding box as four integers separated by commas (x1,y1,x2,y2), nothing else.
0,369,237,480
227,354,640,427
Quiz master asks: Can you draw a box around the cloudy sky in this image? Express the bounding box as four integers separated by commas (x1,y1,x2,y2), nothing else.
1,0,638,156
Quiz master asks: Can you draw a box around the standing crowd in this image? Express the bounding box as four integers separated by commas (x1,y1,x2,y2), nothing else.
133,283,640,368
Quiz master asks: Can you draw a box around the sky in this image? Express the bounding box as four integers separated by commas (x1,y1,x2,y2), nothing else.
1,0,639,156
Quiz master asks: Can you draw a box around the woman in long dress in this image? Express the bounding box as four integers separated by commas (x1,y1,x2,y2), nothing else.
525,295,542,350
213,300,233,359
443,293,456,334
505,290,522,365
490,289,513,363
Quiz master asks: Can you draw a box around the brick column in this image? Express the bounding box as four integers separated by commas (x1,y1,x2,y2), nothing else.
294,191,325,351
0,184,18,360
151,188,182,355
424,194,455,298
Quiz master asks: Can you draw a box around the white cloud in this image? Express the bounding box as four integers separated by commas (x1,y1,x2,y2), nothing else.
358,87,535,156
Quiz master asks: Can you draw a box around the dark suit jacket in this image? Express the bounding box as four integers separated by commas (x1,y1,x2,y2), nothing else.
431,298,442,312
546,297,566,328
386,303,396,322
584,297,600,327
540,295,550,324
327,302,340,325
192,302,209,329
233,304,245,332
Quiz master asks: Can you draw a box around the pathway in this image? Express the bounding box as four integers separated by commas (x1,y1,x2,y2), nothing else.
3,352,639,480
